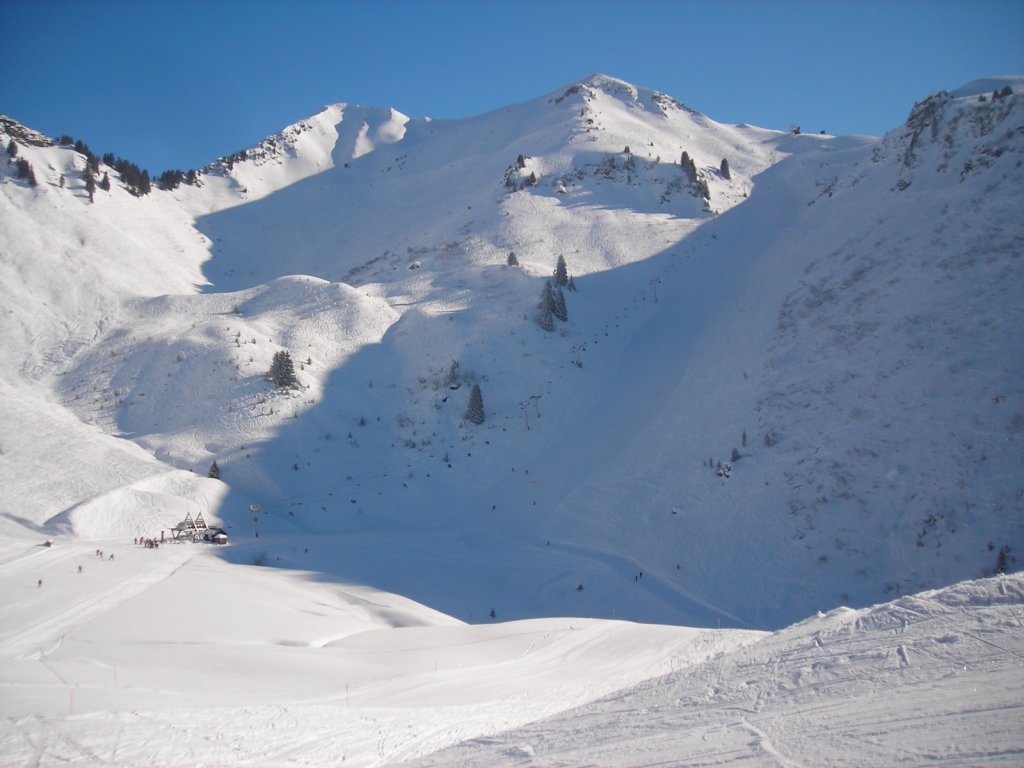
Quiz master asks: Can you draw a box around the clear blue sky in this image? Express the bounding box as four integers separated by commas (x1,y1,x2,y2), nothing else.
4,0,1022,173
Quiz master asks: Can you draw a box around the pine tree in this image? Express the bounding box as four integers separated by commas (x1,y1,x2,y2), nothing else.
552,286,568,322
98,172,110,191
720,157,731,180
445,360,460,388
208,461,220,479
85,172,96,202
15,158,36,186
995,545,1012,574
553,254,568,286
680,151,697,183
269,350,298,388
538,283,555,331
6,139,17,158
465,383,485,424
507,251,519,267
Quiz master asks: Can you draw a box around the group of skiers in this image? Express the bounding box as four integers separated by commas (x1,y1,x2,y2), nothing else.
36,547,114,588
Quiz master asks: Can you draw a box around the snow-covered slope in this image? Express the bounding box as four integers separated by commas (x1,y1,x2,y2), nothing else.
2,73,1022,767
412,574,1024,767
1,74,1021,631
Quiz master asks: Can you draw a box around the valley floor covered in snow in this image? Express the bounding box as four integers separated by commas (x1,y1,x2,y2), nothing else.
1,533,1021,766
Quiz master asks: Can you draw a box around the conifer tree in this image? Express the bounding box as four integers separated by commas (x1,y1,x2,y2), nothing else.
538,283,555,331
445,360,460,389
98,172,110,191
269,350,298,388
552,286,568,322
681,151,697,184
507,252,519,267
6,139,17,157
208,461,221,479
465,383,485,424
995,545,1012,574
553,254,568,287
720,157,731,180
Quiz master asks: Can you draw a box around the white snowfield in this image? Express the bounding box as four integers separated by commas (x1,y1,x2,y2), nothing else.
412,575,1024,768
0,536,1020,766
1,74,1023,764
0,537,758,766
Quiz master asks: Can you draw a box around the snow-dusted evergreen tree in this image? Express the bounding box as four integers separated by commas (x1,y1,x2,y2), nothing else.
995,545,1012,574
507,251,519,267
538,282,556,331
465,383,485,424
553,254,568,287
15,158,37,187
269,350,298,389
6,139,17,158
696,177,710,200
720,157,731,180
445,359,460,388
552,286,568,322
208,461,220,479
680,151,697,184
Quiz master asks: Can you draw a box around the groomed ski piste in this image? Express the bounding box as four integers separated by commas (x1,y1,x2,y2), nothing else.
2,535,1022,766
2,75,1023,765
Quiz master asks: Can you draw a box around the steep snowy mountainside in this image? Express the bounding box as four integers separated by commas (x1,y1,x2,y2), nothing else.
0,123,207,381
529,80,1024,626
191,73,779,292
177,103,409,214
0,122,217,528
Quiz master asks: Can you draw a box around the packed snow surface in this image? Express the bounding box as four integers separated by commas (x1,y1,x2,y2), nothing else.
1,536,1021,766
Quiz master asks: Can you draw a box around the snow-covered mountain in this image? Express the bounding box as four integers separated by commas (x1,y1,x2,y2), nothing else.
2,73,1022,628
1,73,1023,765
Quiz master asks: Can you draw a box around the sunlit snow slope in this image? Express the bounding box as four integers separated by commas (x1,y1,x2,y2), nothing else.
1,75,1022,633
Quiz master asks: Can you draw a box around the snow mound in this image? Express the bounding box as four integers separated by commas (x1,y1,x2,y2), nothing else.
48,471,227,539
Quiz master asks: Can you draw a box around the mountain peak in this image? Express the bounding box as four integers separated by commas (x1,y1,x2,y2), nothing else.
548,73,696,117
